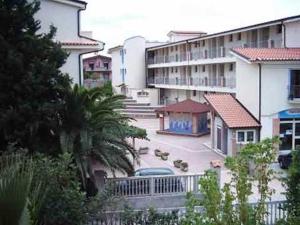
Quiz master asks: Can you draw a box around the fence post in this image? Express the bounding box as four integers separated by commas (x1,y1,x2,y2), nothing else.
150,177,155,196
193,175,199,193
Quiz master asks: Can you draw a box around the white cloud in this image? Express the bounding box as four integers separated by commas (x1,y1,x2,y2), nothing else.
81,0,300,53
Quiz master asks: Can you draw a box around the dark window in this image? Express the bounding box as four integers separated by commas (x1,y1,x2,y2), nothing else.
104,62,109,69
195,66,198,73
89,63,94,70
279,123,293,150
193,90,197,96
289,70,300,99
171,67,174,73
229,63,234,71
277,24,282,34
237,131,245,142
202,65,206,72
202,40,205,46
175,45,178,51
247,131,254,142
194,42,197,48
237,33,242,41
171,46,173,52
175,67,178,73
229,34,233,42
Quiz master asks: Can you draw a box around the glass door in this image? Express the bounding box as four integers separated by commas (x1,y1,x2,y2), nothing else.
280,120,300,151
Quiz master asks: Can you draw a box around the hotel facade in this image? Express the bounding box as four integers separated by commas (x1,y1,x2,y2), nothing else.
110,15,300,155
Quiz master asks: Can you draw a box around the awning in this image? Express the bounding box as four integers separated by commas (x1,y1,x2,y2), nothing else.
279,108,300,119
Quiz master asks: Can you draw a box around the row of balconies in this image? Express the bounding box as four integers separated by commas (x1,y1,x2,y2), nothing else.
148,39,282,65
148,76,236,89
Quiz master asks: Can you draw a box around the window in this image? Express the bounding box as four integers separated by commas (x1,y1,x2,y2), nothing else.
202,40,205,47
171,46,173,52
194,42,197,48
195,66,198,73
104,62,109,69
175,67,178,73
289,70,300,99
202,65,206,72
236,130,255,143
193,90,197,96
277,24,282,34
171,67,174,73
229,34,233,42
175,45,178,51
237,33,242,41
229,63,234,71
89,63,94,70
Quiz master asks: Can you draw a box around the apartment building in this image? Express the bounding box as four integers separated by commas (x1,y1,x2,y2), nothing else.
108,36,167,96
36,0,104,85
83,55,111,88
145,15,300,154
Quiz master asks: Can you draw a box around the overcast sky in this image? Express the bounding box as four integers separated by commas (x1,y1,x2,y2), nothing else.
81,0,300,54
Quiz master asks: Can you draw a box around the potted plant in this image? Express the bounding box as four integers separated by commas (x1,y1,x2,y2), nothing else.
154,149,162,157
161,152,169,161
138,147,149,155
180,162,188,172
173,159,182,168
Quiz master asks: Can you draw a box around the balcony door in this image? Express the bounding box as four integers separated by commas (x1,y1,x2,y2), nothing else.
289,70,300,99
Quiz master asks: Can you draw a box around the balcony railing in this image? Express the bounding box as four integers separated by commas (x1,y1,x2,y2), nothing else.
148,39,283,65
148,76,236,89
84,79,110,89
84,67,111,72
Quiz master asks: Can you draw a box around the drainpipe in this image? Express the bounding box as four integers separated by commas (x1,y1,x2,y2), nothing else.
281,21,287,48
258,63,262,141
77,6,105,86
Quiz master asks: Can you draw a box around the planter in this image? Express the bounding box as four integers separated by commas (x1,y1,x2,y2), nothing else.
173,160,182,168
180,162,189,172
161,152,169,161
154,149,162,157
138,147,149,155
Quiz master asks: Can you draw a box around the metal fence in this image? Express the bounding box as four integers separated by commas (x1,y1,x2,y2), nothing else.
106,174,204,198
89,200,287,225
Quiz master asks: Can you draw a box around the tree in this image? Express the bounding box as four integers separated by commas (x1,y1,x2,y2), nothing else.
181,137,279,225
282,148,300,225
59,84,147,190
0,0,71,153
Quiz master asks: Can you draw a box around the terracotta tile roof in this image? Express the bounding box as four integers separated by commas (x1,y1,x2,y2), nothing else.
231,48,300,62
155,99,210,114
204,94,260,128
61,40,99,46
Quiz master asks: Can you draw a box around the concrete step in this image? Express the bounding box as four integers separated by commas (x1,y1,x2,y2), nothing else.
124,105,161,110
123,102,150,106
121,112,157,118
122,109,157,113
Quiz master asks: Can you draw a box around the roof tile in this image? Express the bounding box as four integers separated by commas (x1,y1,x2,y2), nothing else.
232,48,300,62
204,94,260,128
156,99,210,114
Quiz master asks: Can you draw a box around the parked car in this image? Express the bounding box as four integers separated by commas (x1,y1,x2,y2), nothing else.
115,168,183,196
278,151,293,169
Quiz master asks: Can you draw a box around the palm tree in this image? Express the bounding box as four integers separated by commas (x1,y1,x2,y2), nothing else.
59,84,147,189
0,154,33,225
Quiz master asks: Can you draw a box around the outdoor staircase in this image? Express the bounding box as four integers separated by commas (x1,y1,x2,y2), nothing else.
120,97,160,118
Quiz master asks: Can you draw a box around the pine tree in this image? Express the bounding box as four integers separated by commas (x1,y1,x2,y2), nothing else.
0,0,71,153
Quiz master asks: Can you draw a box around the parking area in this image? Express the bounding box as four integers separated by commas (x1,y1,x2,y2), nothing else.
131,118,224,175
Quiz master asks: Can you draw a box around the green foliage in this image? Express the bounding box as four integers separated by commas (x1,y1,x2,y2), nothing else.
120,206,178,225
0,154,33,225
0,0,71,153
32,153,87,225
59,84,147,190
181,137,279,225
282,148,300,225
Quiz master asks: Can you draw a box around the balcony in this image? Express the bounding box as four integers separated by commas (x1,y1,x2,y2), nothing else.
148,76,236,93
84,66,111,72
83,79,110,89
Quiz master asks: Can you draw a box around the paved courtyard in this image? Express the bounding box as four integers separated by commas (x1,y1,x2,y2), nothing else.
130,118,286,202
131,118,224,175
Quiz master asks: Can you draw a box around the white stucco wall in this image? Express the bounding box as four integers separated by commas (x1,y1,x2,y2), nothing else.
123,36,147,90
110,48,123,93
60,50,80,84
260,63,300,138
285,20,300,47
36,0,79,41
235,58,260,119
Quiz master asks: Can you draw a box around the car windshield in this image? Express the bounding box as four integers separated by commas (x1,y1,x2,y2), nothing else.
135,168,174,176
